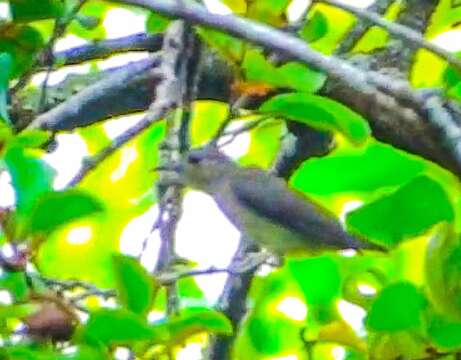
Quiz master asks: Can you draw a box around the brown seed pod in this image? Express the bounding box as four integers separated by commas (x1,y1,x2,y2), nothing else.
23,294,79,342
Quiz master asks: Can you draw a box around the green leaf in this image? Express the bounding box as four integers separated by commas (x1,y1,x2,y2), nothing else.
300,11,329,43
427,312,461,349
68,2,108,40
9,0,63,21
247,0,291,26
0,52,12,124
242,51,325,93
113,254,157,316
425,223,461,320
0,303,39,319
0,24,44,78
191,100,229,147
220,0,245,13
239,119,283,169
26,190,104,235
12,130,51,149
346,176,454,246
276,62,326,93
83,309,166,345
243,314,302,355
366,282,426,332
290,142,426,195
5,146,55,215
75,15,101,31
58,345,107,360
0,272,28,301
288,256,341,306
146,12,170,33
197,28,244,64
259,93,370,143
1,345,58,360
161,309,233,344
242,50,276,84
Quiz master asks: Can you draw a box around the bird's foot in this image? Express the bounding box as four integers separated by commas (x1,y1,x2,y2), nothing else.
230,251,280,273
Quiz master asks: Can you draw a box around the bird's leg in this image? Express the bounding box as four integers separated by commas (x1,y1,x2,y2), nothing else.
230,250,281,273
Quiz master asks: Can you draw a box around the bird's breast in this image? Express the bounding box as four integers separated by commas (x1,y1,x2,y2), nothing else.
213,188,313,255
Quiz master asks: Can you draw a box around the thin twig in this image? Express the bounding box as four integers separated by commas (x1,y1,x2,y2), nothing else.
66,113,165,187
217,116,273,148
334,0,393,55
154,21,200,316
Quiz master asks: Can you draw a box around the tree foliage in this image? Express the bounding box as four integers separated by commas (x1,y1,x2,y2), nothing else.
0,0,461,359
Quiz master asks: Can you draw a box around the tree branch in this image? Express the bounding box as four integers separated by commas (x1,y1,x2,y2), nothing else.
38,33,163,68
103,0,461,176
27,56,162,130
110,0,425,108
319,0,461,72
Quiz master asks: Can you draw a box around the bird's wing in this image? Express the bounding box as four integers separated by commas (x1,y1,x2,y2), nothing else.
230,168,372,250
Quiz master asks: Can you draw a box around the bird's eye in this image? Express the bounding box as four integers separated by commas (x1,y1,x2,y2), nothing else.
187,152,203,164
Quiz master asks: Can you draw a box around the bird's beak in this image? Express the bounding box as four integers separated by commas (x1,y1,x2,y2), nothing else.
151,163,184,173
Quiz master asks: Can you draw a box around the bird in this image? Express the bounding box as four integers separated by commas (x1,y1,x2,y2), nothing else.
171,147,385,255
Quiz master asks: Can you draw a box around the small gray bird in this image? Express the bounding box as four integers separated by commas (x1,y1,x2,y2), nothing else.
173,147,385,255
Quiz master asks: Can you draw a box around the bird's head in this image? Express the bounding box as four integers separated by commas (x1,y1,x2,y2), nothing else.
180,147,234,192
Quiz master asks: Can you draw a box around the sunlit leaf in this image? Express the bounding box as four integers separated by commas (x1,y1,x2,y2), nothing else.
239,119,283,169
113,254,157,316
12,130,51,149
346,176,454,246
352,1,402,53
5,146,55,215
259,93,370,143
247,0,291,26
290,142,426,195
191,100,229,147
220,0,246,13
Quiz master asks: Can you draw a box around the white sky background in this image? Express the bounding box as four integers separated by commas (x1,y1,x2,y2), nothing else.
1,1,461,359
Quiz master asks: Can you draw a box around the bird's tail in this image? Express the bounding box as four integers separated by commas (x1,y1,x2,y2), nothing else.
347,233,388,253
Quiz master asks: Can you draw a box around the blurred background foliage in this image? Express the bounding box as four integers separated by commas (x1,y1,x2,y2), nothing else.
0,0,460,359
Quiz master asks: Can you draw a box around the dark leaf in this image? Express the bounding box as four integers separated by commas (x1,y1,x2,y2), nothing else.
366,282,426,332
346,176,454,246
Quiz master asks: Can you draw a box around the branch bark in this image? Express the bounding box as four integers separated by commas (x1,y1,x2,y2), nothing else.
38,32,163,68
101,0,461,176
